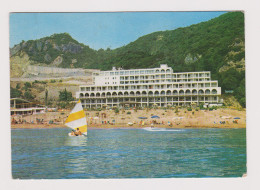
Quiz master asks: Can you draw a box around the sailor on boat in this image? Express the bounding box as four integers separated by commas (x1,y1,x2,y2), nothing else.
70,128,82,136
65,100,88,136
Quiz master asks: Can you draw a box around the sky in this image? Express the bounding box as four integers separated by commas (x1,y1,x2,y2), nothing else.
10,12,226,50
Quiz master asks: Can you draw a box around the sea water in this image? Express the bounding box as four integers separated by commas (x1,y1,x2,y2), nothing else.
11,128,246,179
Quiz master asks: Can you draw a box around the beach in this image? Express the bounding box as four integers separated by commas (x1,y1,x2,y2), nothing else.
11,108,246,129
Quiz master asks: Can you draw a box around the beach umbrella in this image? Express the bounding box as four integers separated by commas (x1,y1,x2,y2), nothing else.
234,117,240,119
151,115,160,119
138,117,148,119
94,117,99,120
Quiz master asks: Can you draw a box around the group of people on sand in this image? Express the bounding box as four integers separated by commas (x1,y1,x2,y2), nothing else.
70,128,82,136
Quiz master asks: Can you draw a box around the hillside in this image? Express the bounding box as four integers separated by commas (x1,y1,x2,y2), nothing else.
10,12,245,107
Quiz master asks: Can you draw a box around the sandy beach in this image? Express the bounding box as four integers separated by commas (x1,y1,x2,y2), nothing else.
11,108,246,129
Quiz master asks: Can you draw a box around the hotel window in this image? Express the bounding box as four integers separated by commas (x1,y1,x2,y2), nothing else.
130,76,134,80
140,70,144,74
135,71,139,74
120,71,124,75
115,72,119,75
125,71,129,75
130,71,134,75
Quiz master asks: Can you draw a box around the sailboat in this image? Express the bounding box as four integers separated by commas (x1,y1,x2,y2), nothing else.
65,99,87,136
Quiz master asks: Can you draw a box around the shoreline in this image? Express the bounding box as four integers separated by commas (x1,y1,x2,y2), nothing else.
11,123,246,129
11,108,246,130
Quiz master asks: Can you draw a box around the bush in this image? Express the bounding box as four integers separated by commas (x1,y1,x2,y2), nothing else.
24,82,32,88
187,108,192,111
24,90,34,100
59,88,74,101
50,79,56,83
211,106,218,110
127,111,131,114
10,87,22,98
16,83,21,89
23,82,32,90
115,108,119,114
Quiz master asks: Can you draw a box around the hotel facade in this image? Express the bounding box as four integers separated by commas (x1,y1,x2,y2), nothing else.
76,64,221,109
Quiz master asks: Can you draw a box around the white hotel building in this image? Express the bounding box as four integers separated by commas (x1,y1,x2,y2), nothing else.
76,64,221,108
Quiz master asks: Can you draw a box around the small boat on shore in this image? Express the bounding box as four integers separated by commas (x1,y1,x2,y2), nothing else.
65,100,87,136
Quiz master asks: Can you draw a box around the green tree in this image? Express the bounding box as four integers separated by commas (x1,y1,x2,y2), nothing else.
16,83,21,89
10,87,22,98
24,90,34,100
59,88,73,101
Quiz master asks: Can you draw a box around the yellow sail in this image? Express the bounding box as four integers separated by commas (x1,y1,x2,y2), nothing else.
65,100,87,135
